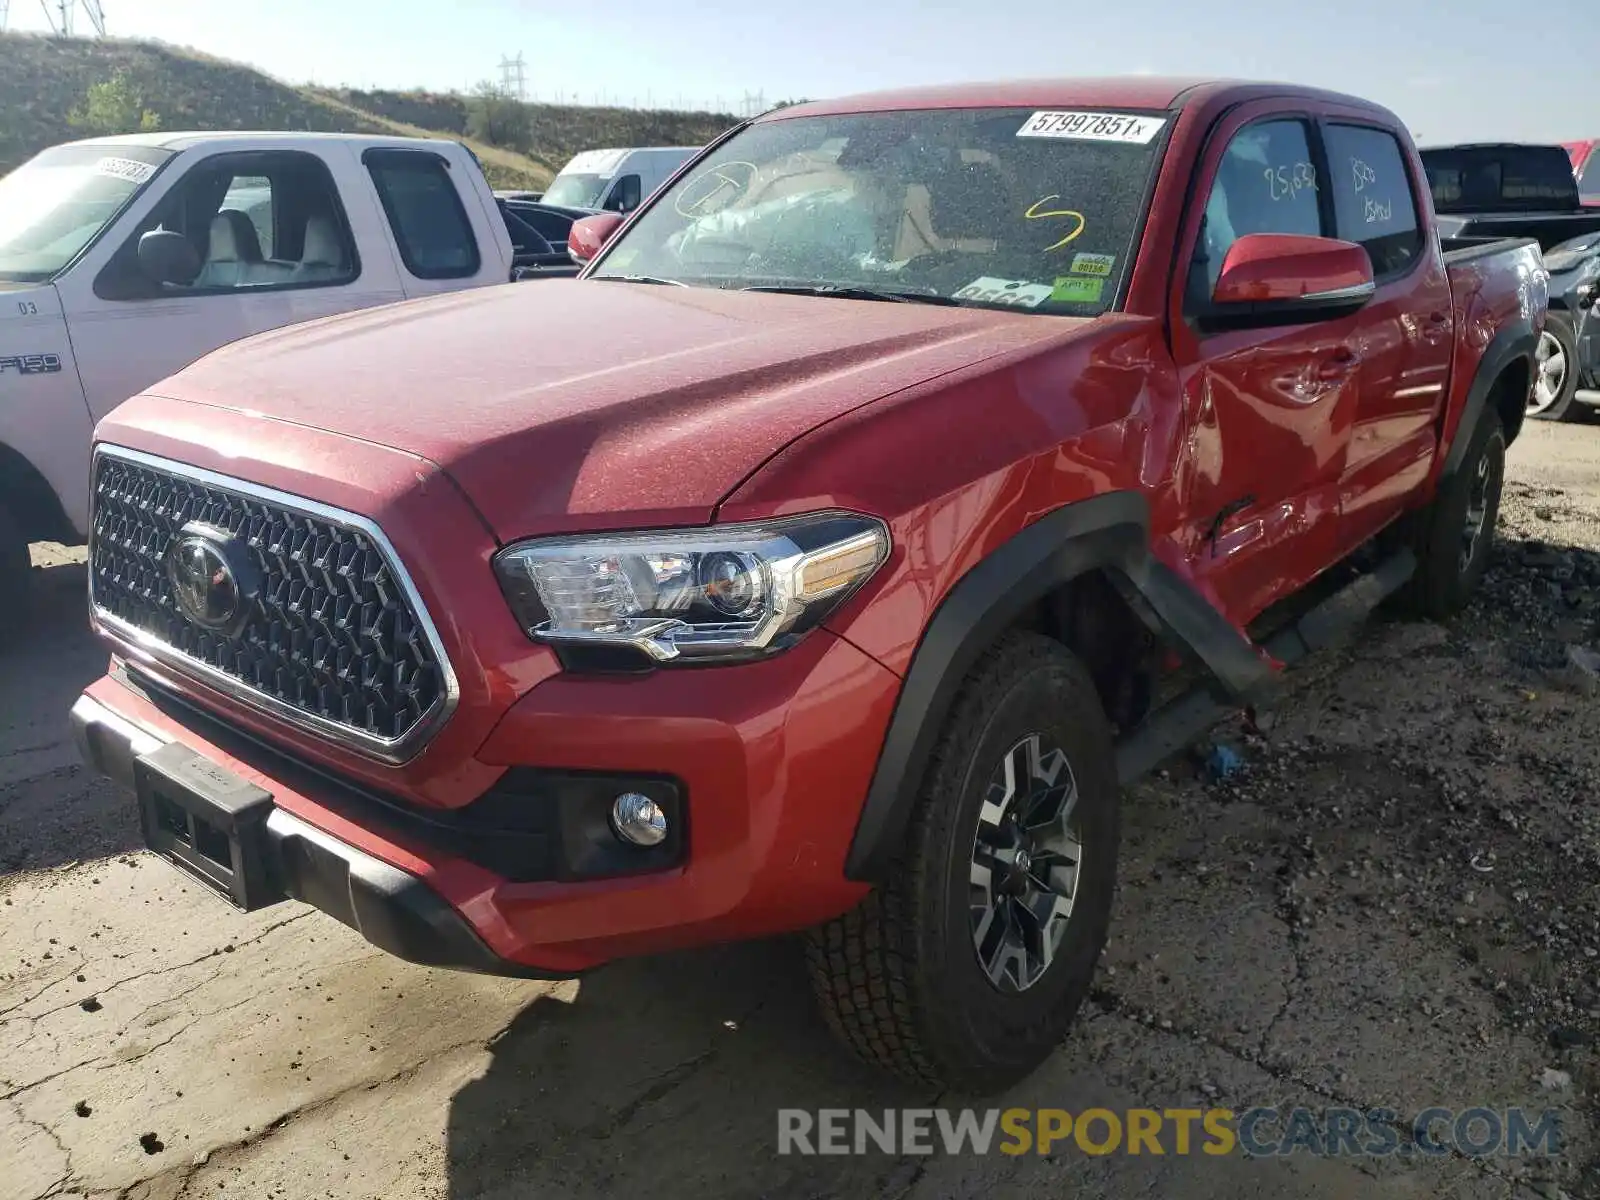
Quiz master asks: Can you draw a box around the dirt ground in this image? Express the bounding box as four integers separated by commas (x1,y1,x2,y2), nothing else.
3,420,1599,1200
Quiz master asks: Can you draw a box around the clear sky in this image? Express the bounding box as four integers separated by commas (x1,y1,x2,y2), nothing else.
7,0,1598,142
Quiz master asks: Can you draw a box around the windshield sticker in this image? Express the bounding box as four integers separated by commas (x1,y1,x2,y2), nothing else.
93,156,155,184
954,277,1054,308
1018,111,1167,144
1049,276,1105,304
1023,197,1086,252
1069,252,1116,278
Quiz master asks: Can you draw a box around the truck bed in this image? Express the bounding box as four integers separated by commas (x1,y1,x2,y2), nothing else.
1436,210,1600,253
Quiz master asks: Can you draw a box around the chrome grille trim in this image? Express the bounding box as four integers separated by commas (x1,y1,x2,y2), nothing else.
87,444,460,765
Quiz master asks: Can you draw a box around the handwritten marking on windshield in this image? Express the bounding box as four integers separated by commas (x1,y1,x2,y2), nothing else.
1350,157,1378,192
673,162,759,217
1023,197,1086,252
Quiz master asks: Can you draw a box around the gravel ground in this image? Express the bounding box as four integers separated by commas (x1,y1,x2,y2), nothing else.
2,420,1598,1199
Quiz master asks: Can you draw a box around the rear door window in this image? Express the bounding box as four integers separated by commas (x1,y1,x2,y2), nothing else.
364,149,481,280
1324,123,1422,279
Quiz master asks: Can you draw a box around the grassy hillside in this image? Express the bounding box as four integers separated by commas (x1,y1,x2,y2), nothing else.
0,32,737,190
320,87,738,176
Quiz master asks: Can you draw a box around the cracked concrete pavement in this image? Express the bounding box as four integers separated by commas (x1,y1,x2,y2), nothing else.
3,421,1599,1199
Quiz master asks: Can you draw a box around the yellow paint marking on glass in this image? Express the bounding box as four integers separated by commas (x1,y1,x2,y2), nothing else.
1024,196,1086,252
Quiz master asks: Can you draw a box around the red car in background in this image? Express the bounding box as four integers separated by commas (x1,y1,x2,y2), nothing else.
1563,140,1599,202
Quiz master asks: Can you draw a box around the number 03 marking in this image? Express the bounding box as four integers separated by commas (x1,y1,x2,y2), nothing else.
17,301,38,316
1023,197,1086,252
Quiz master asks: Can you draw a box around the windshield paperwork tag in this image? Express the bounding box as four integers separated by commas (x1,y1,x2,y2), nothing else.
954,276,1054,308
1018,111,1167,144
93,156,155,184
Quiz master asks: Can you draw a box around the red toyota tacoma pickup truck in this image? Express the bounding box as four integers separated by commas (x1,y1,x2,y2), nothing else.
71,78,1547,1093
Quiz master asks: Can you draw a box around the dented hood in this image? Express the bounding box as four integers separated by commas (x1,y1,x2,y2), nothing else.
146,279,1081,539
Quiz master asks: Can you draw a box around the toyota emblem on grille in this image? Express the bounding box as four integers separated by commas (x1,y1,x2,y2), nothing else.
164,521,260,633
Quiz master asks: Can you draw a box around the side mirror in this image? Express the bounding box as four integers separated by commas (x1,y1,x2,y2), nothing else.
568,212,625,266
137,229,201,287
1211,233,1375,319
605,173,643,214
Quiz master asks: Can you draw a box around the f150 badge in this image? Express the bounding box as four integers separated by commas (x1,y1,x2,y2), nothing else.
0,354,63,375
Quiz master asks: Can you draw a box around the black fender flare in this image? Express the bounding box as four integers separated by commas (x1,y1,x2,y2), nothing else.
843,491,1272,882
1441,319,1537,478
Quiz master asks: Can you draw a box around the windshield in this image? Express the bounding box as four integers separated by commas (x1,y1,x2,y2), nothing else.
543,173,608,209
0,144,171,283
1420,146,1579,213
590,107,1168,315
544,148,633,210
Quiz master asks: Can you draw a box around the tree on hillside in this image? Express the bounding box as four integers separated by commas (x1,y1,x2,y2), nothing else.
464,80,530,150
68,71,162,136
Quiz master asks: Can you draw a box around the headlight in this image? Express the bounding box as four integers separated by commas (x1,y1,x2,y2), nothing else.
492,512,890,663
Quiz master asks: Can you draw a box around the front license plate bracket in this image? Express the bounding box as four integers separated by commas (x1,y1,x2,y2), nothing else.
133,742,283,911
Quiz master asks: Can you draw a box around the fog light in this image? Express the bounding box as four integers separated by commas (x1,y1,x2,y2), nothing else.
610,792,668,846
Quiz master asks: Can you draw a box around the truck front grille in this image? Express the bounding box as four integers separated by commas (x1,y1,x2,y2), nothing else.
88,446,455,761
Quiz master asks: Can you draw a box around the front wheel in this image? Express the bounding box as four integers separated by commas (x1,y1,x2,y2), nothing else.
807,631,1120,1093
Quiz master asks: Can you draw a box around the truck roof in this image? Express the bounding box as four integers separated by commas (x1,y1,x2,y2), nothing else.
770,77,1399,122
58,130,461,153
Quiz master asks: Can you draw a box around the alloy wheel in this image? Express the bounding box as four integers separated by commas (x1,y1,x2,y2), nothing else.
968,734,1084,993
1531,330,1567,414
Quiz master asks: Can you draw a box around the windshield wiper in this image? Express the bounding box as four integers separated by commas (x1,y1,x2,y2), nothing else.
592,273,688,286
742,284,963,306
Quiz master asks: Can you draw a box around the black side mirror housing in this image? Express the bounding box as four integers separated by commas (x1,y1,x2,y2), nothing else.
607,173,643,214
137,229,201,287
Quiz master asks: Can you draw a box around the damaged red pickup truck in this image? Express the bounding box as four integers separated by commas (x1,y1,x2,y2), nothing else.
73,78,1548,1092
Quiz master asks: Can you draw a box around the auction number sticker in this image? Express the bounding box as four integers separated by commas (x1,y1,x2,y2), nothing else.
1068,252,1116,278
1018,111,1167,144
954,276,1054,308
94,156,155,184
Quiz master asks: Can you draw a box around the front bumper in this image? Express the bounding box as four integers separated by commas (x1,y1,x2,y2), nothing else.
71,620,901,974
70,691,567,979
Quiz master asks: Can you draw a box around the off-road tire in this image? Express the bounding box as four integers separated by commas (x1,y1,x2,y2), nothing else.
1397,404,1506,619
806,631,1120,1093
1529,311,1582,422
0,501,31,642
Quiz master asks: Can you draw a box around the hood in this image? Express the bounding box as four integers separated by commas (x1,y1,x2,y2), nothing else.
147,279,1087,539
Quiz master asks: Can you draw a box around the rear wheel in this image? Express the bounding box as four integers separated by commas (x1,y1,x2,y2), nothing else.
0,501,31,641
1529,312,1581,421
1396,403,1506,619
807,632,1119,1093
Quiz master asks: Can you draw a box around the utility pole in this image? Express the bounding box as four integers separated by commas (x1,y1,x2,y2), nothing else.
0,2,9,32
497,53,526,101
38,0,105,34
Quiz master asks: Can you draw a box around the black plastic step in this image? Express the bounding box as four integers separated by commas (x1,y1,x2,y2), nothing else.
1113,548,1416,786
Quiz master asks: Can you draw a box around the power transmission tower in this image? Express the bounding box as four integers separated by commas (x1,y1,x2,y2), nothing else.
0,1,10,32
497,53,526,100
739,90,767,118
38,0,105,34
